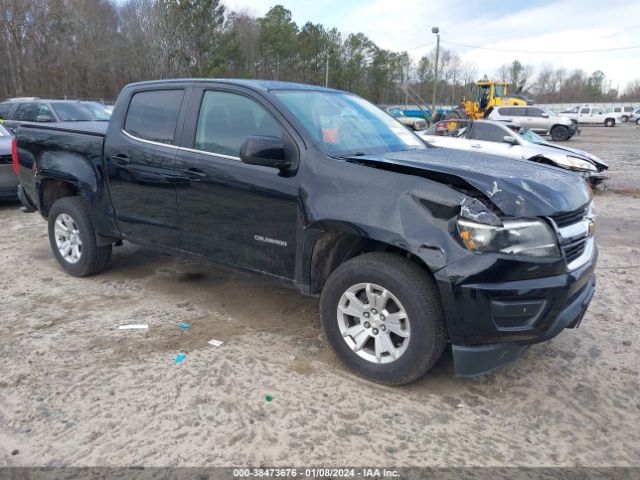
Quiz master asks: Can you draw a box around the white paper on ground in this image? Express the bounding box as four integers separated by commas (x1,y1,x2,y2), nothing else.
208,339,224,347
118,324,149,330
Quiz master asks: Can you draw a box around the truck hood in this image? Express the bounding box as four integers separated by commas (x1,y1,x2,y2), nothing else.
347,148,592,217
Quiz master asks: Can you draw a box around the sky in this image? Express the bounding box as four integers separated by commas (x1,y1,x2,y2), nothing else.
224,0,640,91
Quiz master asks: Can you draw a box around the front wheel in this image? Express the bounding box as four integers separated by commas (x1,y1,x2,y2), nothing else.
622,115,629,123
604,118,615,127
320,252,447,385
48,197,112,277
550,125,570,141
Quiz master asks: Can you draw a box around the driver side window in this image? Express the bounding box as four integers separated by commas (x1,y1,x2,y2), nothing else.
195,91,283,158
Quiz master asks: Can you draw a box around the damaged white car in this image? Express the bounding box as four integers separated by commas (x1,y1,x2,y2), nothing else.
419,119,608,186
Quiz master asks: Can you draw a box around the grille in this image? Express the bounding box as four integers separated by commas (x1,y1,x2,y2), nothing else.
0,154,12,165
550,206,588,228
562,237,587,264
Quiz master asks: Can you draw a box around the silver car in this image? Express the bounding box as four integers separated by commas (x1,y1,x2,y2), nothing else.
488,106,577,141
0,122,17,199
386,107,428,131
419,119,608,185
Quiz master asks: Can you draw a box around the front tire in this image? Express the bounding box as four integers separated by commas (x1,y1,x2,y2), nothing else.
604,118,615,127
48,197,112,277
320,252,447,385
622,115,629,123
550,125,570,141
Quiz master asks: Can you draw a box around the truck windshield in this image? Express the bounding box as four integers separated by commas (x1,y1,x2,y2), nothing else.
52,103,99,122
273,90,425,156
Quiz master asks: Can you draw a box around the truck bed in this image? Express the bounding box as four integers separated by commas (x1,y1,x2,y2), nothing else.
15,121,109,214
19,121,108,137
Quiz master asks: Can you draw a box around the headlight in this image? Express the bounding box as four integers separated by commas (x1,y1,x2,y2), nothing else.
556,155,597,172
457,218,560,257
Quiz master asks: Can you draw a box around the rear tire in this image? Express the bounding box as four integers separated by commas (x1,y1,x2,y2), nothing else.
320,252,447,385
622,115,629,123
550,125,570,141
48,197,112,277
604,118,615,127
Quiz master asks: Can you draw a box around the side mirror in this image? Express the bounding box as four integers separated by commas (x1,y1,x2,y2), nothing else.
36,115,54,122
541,113,549,118
503,136,519,145
240,136,290,169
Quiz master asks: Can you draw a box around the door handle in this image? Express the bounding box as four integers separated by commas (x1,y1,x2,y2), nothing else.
179,168,207,180
111,154,130,165
471,143,482,148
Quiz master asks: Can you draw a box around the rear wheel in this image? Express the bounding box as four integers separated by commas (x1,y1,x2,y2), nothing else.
550,125,570,141
604,118,615,127
48,197,112,277
320,252,447,385
622,115,629,123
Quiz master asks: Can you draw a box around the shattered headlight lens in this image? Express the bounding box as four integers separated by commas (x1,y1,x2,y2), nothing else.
457,218,560,257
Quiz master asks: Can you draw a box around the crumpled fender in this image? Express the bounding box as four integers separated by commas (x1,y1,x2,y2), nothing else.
301,154,484,272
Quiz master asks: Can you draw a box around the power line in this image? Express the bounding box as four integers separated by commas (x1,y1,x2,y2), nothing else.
405,42,434,51
441,40,640,54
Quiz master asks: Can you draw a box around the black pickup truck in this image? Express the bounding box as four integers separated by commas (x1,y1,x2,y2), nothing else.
14,79,597,384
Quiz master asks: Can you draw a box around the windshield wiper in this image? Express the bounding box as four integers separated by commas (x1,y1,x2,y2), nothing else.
335,151,368,159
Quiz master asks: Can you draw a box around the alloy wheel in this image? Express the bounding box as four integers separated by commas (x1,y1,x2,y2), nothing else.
54,213,83,264
337,282,411,364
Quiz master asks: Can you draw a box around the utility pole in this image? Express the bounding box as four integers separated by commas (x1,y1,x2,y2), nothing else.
325,49,333,87
451,71,456,107
431,26,440,118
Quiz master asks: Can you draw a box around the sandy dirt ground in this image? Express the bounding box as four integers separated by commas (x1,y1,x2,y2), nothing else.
0,124,639,467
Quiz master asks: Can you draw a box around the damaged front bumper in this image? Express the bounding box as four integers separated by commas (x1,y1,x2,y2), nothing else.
434,243,597,376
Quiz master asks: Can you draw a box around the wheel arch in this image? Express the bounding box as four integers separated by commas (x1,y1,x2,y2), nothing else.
527,155,558,169
305,221,437,295
39,176,80,218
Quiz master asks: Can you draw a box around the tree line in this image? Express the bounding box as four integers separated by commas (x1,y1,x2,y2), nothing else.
1,0,638,105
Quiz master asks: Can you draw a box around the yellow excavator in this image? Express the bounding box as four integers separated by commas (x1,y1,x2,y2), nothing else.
447,79,528,119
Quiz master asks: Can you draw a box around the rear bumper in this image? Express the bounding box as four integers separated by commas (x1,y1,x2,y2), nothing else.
0,166,18,198
435,244,597,376
0,188,18,199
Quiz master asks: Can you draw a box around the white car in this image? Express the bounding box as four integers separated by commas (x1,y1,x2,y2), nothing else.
418,119,608,185
559,106,619,127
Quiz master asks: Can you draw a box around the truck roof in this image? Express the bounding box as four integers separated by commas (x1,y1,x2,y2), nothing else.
127,78,346,94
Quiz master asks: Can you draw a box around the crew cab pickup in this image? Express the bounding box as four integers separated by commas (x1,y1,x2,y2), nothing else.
14,79,597,384
560,106,619,127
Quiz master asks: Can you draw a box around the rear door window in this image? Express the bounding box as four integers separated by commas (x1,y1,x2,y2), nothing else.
14,103,39,122
470,123,508,143
525,108,544,117
509,108,526,117
194,90,283,157
580,108,590,114
124,90,185,145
